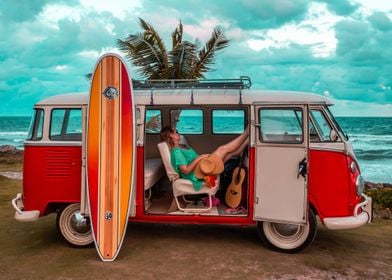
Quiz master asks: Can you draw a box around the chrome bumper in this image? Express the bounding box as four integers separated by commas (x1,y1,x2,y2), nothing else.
323,194,372,230
11,193,40,222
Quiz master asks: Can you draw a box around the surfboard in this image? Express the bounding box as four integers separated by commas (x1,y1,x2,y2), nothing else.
87,53,135,261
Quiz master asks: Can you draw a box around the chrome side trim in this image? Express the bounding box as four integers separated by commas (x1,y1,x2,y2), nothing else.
24,141,82,147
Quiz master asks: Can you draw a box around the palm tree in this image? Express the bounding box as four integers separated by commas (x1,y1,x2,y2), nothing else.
117,18,230,80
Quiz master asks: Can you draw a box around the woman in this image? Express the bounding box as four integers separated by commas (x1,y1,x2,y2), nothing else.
160,126,249,190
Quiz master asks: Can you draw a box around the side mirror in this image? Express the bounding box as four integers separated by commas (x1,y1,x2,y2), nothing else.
330,129,339,142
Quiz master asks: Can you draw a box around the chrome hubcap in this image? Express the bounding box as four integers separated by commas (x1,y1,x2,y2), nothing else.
273,224,301,237
70,212,91,234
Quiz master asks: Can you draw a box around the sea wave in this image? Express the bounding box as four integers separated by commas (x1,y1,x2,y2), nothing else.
356,151,392,160
0,131,28,136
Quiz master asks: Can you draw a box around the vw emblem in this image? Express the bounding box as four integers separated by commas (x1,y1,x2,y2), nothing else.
104,211,112,220
103,86,118,100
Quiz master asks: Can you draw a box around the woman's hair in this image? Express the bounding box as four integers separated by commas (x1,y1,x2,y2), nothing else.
160,126,174,146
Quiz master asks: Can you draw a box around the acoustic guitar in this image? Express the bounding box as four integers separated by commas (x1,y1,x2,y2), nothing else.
225,167,245,209
225,149,246,209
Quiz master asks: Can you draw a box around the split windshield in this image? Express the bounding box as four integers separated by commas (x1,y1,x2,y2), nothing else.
325,106,349,141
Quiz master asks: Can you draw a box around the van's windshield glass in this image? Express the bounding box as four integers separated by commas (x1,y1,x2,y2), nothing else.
310,109,333,141
325,106,348,140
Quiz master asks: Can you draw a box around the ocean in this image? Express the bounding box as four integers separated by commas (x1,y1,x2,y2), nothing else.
0,116,391,183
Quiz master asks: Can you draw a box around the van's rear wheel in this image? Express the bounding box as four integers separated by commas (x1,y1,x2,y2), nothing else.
56,203,94,248
256,209,317,253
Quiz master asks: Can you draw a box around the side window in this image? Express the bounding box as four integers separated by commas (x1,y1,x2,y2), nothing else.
259,108,303,143
212,110,245,134
145,109,162,134
50,109,82,141
310,110,333,142
27,109,44,140
171,109,203,134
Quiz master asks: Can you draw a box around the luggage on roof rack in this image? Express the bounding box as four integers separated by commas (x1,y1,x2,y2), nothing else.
132,76,252,90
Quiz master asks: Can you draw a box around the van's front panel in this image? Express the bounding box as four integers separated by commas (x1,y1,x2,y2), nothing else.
307,106,370,227
308,149,351,219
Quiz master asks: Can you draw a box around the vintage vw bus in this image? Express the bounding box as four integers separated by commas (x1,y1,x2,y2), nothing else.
12,77,372,253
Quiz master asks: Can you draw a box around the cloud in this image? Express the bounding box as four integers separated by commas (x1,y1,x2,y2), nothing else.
0,0,391,116
315,0,359,15
368,12,392,31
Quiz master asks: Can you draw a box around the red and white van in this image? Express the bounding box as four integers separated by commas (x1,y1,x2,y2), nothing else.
12,78,372,252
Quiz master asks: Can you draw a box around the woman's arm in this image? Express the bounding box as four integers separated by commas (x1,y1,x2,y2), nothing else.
179,154,209,175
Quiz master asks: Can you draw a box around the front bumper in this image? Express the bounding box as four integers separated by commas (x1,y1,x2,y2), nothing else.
12,193,40,222
323,194,372,230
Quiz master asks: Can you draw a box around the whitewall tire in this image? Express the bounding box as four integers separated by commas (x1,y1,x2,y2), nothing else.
56,203,94,248
257,209,317,253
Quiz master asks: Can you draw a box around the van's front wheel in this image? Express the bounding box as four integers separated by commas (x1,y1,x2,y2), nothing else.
256,209,317,253
56,203,94,248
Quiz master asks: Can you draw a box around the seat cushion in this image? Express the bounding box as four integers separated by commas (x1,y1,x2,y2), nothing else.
173,178,219,197
145,158,164,190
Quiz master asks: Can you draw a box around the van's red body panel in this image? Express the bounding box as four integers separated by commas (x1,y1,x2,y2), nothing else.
23,145,81,214
308,149,354,220
23,145,360,224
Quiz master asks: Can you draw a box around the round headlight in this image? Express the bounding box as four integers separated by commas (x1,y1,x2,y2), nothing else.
350,162,357,173
356,175,365,195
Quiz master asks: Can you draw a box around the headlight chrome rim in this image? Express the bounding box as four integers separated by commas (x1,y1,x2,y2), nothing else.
356,175,365,195
350,162,357,173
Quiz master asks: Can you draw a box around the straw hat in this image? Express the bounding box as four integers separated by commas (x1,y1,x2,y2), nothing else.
194,155,224,179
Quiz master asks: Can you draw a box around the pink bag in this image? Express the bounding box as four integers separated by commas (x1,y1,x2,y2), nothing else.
203,196,220,207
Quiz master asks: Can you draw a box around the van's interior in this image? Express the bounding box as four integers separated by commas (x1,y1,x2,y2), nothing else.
143,105,250,216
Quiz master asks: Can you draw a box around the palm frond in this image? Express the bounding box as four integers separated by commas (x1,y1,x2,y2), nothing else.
116,18,170,79
138,18,169,67
170,41,197,79
172,21,183,49
190,26,230,79
117,18,230,79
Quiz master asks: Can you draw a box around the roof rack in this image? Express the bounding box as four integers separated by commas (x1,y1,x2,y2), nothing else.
132,76,252,90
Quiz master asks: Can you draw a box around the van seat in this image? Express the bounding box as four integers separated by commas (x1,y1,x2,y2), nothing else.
145,158,164,190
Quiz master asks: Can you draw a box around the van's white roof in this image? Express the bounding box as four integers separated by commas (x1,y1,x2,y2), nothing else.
36,89,333,106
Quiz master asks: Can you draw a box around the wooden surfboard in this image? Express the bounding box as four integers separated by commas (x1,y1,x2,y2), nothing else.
87,53,135,261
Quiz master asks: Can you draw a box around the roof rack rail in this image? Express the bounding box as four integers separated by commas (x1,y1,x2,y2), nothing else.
132,76,252,90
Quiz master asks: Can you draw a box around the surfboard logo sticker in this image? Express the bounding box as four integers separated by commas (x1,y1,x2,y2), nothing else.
103,86,119,100
105,211,113,220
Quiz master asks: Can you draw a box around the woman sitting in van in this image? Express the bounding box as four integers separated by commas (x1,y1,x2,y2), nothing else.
160,126,249,190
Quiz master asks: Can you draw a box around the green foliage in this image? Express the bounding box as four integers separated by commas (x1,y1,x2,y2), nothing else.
117,18,230,79
366,187,392,209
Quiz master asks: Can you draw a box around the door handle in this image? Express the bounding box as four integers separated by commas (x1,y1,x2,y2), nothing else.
297,158,307,179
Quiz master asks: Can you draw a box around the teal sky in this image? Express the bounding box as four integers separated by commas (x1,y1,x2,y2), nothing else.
1,0,391,116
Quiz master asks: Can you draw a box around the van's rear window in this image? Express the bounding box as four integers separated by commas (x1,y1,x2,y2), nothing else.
50,109,82,141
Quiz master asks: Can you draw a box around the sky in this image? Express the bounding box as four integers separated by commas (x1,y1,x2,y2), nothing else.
0,0,391,116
